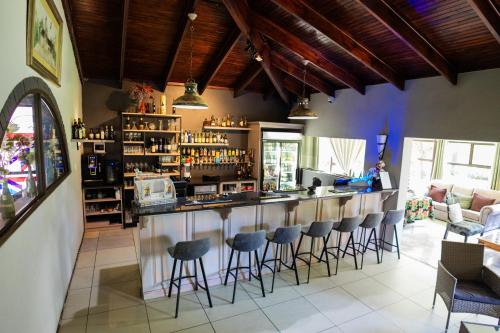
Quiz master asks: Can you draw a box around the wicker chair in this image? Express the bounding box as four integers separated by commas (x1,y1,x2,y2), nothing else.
433,240,500,330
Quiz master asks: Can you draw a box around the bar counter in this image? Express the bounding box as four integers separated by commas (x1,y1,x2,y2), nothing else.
133,186,397,299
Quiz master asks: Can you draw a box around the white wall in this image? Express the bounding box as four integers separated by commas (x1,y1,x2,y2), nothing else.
0,1,83,333
304,68,500,186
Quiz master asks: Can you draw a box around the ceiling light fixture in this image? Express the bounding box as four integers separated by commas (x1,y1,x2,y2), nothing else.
288,60,318,120
173,13,208,110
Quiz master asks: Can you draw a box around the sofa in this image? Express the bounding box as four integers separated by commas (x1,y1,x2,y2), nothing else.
428,180,500,234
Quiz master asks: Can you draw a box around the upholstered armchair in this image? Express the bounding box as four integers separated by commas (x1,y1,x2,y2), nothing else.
433,240,500,330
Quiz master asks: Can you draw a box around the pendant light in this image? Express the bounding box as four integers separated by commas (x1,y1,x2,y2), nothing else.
173,13,208,110
288,60,318,120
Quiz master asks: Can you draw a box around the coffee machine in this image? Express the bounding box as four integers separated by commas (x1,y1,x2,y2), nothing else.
82,154,103,184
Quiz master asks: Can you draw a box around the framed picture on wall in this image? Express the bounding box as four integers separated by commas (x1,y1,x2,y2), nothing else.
27,0,63,85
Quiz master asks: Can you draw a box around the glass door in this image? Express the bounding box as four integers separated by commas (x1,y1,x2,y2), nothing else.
262,141,280,191
279,142,299,191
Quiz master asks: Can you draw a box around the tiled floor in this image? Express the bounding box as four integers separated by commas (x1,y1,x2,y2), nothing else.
59,228,498,333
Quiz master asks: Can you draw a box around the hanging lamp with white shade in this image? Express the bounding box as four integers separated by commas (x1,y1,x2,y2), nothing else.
288,60,318,120
172,13,208,110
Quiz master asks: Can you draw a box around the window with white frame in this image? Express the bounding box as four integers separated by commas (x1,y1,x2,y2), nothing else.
408,139,435,196
442,141,496,189
317,137,365,177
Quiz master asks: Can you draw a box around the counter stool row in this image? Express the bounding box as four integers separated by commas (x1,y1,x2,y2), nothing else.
167,209,404,317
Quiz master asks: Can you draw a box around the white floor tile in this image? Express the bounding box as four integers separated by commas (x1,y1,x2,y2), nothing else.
242,275,301,308
197,284,258,322
89,279,143,314
342,277,404,310
58,316,87,333
69,267,94,290
147,293,209,333
62,288,91,319
92,260,140,286
372,265,432,297
338,311,404,333
95,247,137,267
211,309,278,333
86,304,150,333
305,287,372,325
262,297,334,333
75,251,96,269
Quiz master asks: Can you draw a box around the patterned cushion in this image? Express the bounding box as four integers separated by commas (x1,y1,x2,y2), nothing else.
448,221,484,236
455,281,500,305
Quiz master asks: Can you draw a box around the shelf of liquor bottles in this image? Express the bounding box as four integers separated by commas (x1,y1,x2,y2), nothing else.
71,139,115,143
71,117,116,142
203,126,250,132
181,146,251,167
181,143,229,147
122,112,182,119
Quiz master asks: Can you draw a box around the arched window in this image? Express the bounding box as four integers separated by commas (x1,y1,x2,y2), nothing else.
0,77,70,242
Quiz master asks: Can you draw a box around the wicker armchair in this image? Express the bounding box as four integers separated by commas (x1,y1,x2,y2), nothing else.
433,240,500,330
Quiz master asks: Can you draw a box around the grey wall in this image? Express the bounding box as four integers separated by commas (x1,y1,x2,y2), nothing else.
304,68,500,185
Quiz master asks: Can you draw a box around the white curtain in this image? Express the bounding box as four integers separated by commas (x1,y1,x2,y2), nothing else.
330,138,365,176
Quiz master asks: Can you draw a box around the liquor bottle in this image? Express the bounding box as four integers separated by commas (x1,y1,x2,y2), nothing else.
104,125,109,140
88,129,94,140
151,96,156,114
72,119,77,139
151,138,156,153
125,116,131,129
110,126,114,140
210,115,216,126
99,127,105,140
239,117,244,127
223,134,228,144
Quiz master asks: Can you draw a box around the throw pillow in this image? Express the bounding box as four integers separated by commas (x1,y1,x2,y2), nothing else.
447,193,473,209
429,185,447,203
470,192,495,212
448,203,463,223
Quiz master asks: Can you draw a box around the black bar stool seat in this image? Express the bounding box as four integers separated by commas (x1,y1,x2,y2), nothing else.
261,224,301,292
295,221,334,283
356,212,384,269
167,238,212,318
224,230,266,303
379,209,405,261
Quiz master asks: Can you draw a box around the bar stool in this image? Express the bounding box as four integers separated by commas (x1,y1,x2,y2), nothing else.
224,230,266,303
357,212,384,269
379,209,405,261
321,216,362,274
167,238,212,318
295,221,334,283
261,224,301,292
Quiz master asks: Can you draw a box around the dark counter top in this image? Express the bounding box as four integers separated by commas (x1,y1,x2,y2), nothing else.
132,186,398,217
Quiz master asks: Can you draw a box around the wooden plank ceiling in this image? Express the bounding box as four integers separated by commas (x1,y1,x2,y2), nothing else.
66,0,500,104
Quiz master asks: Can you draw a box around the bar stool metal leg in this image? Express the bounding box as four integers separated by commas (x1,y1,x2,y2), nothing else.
199,257,212,307
254,250,266,297
175,260,183,318
290,243,300,285
322,236,331,276
380,224,386,261
335,232,341,275
248,253,252,281
194,261,198,291
224,248,234,286
270,244,278,293
307,238,314,283
394,225,400,259
168,259,178,298
232,251,241,304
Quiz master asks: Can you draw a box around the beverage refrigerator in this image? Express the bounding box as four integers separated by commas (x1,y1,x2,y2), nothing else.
261,131,302,191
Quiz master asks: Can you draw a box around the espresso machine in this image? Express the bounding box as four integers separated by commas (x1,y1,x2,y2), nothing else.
82,154,120,185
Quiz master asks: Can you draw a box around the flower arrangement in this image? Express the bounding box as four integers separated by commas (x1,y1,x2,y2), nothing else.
129,83,154,114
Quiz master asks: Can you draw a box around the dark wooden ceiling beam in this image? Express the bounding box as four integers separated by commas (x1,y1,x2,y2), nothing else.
162,0,200,92
198,28,242,95
467,0,500,44
251,13,365,95
270,50,336,98
233,62,263,97
119,0,130,85
222,0,290,105
357,0,457,84
270,0,404,90
283,76,311,99
61,0,84,83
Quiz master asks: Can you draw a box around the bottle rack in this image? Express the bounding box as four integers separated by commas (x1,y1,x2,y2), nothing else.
121,112,183,192
82,185,123,230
